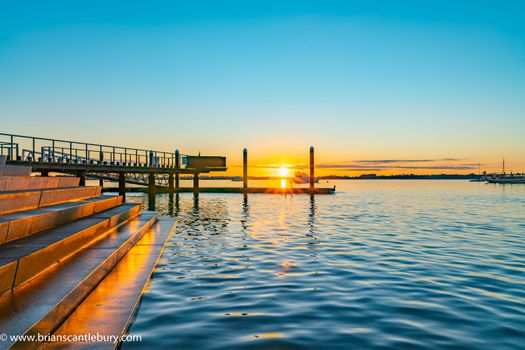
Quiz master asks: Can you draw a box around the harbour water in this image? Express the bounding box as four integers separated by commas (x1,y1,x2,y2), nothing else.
122,180,525,349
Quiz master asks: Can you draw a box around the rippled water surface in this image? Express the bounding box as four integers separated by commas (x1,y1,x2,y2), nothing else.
122,180,525,350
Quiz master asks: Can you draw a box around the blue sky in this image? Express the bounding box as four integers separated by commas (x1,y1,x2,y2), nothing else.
1,0,524,174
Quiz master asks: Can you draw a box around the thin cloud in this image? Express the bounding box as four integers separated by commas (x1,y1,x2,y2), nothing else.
317,164,478,171
230,159,478,172
230,164,306,169
353,158,463,164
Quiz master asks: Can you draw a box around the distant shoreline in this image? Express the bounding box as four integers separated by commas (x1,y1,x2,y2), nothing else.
178,174,483,181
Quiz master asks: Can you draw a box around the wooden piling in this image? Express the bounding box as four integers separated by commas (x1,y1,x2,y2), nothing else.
309,146,314,191
243,148,248,189
78,172,86,187
168,173,174,193
118,172,126,202
193,173,199,193
148,173,156,196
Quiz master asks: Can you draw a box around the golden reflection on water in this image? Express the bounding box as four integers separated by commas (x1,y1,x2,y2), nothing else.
122,181,525,350
253,333,285,339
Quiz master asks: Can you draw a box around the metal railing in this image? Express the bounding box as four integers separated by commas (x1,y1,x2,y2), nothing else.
0,132,187,168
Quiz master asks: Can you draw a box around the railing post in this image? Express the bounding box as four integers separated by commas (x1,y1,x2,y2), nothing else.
99,145,103,164
9,135,13,160
175,150,180,190
149,150,154,167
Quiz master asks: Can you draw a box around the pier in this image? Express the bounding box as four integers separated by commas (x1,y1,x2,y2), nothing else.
1,133,335,196
0,133,227,200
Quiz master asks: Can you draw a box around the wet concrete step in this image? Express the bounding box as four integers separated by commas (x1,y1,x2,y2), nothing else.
0,176,79,191
0,186,101,215
0,204,141,296
42,218,174,350
0,195,123,245
0,212,157,350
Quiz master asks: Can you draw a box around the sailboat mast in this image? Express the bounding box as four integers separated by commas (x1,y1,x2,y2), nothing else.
503,158,506,175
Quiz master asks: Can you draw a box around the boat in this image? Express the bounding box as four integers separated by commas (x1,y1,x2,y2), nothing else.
486,175,525,184
469,163,486,182
485,159,525,184
291,171,319,184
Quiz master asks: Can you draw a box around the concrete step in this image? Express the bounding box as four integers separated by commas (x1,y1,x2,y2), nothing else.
0,186,101,215
0,165,32,177
0,204,141,296
0,195,123,246
0,176,79,191
0,212,157,350
41,218,174,350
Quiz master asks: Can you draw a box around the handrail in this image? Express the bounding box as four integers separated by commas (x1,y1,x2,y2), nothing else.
0,132,184,154
0,132,187,168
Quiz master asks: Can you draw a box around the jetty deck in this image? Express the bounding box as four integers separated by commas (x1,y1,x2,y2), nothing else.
103,186,336,194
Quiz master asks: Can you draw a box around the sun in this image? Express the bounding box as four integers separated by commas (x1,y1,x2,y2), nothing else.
278,166,289,176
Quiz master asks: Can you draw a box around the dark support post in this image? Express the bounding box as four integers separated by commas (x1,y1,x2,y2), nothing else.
175,150,180,190
148,173,156,196
41,171,49,177
99,178,104,188
118,172,126,202
193,173,199,192
243,148,248,189
78,172,86,186
309,146,315,192
168,173,174,193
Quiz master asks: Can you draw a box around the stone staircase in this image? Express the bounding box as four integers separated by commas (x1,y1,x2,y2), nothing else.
0,173,171,349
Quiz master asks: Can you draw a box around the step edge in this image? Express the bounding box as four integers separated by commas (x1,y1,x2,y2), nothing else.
115,218,173,349
8,214,158,350
10,204,143,291
0,187,102,216
0,196,122,246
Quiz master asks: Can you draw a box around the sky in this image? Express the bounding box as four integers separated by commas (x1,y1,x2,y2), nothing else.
1,0,524,176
